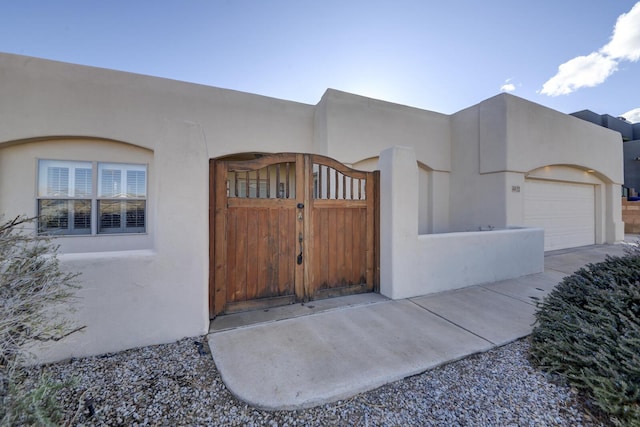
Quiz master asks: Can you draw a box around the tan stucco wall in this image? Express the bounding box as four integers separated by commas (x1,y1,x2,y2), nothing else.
450,93,623,242
479,94,623,182
315,89,451,171
0,53,318,361
0,53,625,361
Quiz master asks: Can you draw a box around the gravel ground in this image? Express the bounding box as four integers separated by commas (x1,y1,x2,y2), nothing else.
19,337,609,426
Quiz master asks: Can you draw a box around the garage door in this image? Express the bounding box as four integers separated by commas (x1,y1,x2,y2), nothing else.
524,179,595,251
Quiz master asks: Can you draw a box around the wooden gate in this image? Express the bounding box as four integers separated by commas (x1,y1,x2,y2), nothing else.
209,153,379,317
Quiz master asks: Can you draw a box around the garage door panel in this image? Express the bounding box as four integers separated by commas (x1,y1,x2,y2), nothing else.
524,180,595,251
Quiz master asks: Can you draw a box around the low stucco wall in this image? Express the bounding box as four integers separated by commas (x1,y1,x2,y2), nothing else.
406,227,544,299
379,146,544,300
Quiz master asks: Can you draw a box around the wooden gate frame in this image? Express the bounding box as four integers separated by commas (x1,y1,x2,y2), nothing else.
209,153,379,318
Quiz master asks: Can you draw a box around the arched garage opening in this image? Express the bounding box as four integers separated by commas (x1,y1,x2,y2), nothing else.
523,165,611,251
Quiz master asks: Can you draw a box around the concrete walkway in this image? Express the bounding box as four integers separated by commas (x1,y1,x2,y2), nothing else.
207,242,634,410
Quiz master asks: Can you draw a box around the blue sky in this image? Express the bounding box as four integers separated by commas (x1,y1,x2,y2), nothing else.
1,1,639,121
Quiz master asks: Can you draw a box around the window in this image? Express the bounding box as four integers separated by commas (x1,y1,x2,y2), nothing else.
97,163,147,234
37,160,147,235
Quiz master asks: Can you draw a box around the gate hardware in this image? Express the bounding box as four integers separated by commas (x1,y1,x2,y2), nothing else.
297,203,304,209
297,232,303,265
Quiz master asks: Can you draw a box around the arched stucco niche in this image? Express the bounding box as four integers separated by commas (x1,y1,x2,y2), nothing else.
0,136,154,253
351,156,379,172
417,161,433,234
351,156,444,235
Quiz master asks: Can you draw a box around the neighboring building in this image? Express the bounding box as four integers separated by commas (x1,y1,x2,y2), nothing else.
0,53,624,362
571,110,640,194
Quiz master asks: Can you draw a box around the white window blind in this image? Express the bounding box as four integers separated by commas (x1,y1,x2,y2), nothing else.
126,170,146,198
38,160,93,197
75,168,92,197
99,163,146,198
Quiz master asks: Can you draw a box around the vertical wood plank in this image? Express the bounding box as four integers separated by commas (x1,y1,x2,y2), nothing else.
226,209,238,302
318,164,323,199
326,166,331,199
276,164,281,198
311,206,321,291
277,208,290,295
256,168,262,198
285,162,290,198
213,161,228,315
320,208,329,289
266,166,271,198
365,172,375,288
350,176,354,200
246,209,258,299
327,208,338,286
234,208,248,302
209,159,216,318
294,154,305,299
351,206,362,284
336,208,346,285
268,208,279,295
342,174,346,199
360,207,367,284
303,154,312,298
257,209,269,298
344,208,353,284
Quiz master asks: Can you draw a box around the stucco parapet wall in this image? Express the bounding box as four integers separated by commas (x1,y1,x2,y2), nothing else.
0,52,315,156
316,89,451,170
474,93,623,183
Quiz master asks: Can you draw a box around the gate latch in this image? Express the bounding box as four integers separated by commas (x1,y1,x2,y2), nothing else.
297,233,303,265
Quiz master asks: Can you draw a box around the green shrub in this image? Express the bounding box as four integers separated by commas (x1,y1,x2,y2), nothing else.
530,250,640,426
0,215,81,425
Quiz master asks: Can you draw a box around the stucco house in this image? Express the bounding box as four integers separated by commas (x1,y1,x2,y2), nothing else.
0,53,624,362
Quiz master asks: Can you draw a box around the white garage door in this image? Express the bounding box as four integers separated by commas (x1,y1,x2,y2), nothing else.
524,179,595,251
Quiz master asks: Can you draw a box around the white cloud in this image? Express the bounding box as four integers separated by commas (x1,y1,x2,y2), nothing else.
621,107,640,123
500,83,515,92
541,2,640,96
500,78,516,92
601,2,640,61
540,53,617,96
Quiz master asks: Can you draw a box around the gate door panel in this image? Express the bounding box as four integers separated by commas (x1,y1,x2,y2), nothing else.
211,153,378,316
212,154,303,315
307,155,376,298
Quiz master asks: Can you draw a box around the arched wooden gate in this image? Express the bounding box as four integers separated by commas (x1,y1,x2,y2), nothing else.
209,153,379,317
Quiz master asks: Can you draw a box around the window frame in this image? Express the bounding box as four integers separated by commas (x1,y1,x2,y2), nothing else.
37,159,148,236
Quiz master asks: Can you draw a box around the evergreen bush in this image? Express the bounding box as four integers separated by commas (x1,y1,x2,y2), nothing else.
530,249,640,426
0,215,81,425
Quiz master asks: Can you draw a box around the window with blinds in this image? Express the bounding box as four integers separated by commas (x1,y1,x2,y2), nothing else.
97,163,147,234
37,160,147,235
